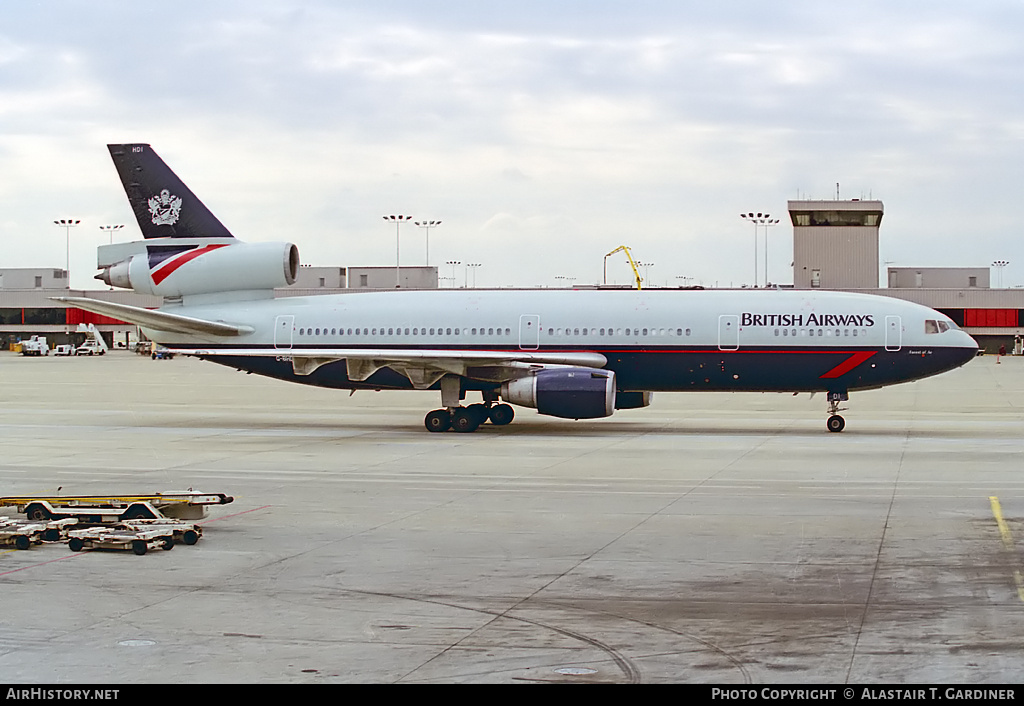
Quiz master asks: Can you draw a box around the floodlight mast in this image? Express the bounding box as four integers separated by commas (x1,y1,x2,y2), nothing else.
740,212,778,287
383,215,412,287
414,220,442,266
53,219,80,289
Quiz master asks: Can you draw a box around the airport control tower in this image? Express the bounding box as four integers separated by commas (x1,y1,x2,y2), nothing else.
789,199,883,289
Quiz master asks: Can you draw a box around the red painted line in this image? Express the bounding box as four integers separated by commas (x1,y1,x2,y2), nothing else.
198,505,271,525
0,551,88,578
151,244,230,285
819,350,878,378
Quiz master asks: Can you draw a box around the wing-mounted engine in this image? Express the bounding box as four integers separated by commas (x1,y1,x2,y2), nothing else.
501,368,617,419
97,240,299,297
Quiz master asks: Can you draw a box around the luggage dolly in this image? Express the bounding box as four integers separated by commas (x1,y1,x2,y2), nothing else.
67,527,175,556
119,518,202,546
0,517,78,549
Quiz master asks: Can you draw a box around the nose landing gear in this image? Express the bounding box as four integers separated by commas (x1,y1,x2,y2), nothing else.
826,391,848,433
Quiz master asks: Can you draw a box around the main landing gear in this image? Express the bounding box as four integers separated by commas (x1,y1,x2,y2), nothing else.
425,377,515,433
424,403,515,433
826,391,848,433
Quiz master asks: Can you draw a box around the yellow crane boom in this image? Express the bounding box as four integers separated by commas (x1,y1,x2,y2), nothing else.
603,246,644,290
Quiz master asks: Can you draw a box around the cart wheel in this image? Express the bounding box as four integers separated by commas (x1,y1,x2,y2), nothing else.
183,530,199,546
132,540,148,555
121,504,157,520
14,535,30,551
161,538,174,551
68,537,84,552
25,503,52,522
43,528,60,542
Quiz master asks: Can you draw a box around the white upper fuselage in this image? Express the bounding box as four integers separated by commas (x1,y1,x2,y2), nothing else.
154,287,973,355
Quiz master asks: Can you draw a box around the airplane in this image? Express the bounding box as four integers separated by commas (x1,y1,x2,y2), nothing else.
57,144,979,434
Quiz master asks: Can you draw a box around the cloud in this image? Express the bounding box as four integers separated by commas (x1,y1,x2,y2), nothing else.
2,1,1024,287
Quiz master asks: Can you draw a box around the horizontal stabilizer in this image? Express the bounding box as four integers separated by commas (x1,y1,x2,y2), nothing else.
53,297,253,337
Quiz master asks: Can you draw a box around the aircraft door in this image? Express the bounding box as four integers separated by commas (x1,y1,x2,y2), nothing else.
519,314,540,350
885,315,901,351
718,315,739,350
274,315,295,350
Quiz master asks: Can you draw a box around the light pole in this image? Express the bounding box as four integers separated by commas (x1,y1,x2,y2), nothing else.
740,212,775,287
446,260,461,288
466,263,481,288
414,220,441,266
637,262,654,286
99,225,124,289
383,215,412,287
99,223,124,246
53,219,80,289
555,275,576,288
993,260,1010,288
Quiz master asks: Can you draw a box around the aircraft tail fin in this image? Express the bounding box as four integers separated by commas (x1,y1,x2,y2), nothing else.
107,144,234,239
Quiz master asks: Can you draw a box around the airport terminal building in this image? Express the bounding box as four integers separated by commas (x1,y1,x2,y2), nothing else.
3,201,1020,352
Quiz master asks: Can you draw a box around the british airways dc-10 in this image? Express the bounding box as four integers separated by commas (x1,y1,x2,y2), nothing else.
58,145,978,433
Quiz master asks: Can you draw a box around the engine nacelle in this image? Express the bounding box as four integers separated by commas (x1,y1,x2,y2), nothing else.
98,241,299,297
615,391,653,409
501,368,616,419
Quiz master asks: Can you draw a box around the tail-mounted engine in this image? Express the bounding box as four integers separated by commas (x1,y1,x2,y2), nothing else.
501,368,616,419
97,241,299,297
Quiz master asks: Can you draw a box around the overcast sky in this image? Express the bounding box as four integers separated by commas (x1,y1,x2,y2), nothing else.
3,1,1023,289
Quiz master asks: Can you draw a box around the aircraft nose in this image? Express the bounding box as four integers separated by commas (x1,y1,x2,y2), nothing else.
959,331,980,364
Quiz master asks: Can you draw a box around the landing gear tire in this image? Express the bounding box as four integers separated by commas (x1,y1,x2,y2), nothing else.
467,403,489,425
827,415,846,433
488,404,514,426
451,407,482,433
424,409,451,433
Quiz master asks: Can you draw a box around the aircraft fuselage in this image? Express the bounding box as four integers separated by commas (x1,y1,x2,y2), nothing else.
153,287,977,395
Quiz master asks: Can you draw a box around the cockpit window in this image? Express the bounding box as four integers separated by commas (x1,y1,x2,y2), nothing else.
925,320,939,334
938,321,950,333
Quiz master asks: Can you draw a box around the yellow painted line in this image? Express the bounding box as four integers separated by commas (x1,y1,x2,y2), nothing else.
989,496,1024,603
990,496,1015,548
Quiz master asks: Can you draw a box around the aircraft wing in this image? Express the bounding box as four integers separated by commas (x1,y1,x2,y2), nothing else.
54,295,606,385
52,297,254,337
168,347,608,387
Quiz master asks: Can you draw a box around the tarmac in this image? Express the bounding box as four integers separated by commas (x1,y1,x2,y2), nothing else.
1,349,1023,684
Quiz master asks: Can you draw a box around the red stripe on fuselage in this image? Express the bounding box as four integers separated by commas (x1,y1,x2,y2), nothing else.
151,244,230,285
817,350,877,378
